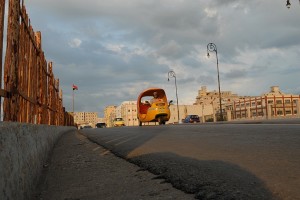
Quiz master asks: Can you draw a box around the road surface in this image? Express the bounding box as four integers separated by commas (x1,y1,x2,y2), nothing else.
83,123,300,200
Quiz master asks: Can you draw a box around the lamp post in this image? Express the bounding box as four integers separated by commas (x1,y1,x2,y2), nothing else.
168,70,180,123
286,0,291,8
207,43,223,121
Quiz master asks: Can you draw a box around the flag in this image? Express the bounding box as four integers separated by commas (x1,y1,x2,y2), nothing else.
72,84,78,90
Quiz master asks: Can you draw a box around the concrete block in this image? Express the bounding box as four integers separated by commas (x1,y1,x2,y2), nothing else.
0,122,75,200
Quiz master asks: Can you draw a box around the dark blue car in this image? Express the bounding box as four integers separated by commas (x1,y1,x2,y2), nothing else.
183,115,200,123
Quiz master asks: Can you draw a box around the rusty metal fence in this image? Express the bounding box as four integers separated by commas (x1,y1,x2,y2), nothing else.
0,0,74,126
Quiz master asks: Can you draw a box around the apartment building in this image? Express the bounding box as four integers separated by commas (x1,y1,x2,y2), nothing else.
104,105,116,127
120,101,139,126
231,86,300,120
74,112,98,127
194,86,245,121
195,86,242,105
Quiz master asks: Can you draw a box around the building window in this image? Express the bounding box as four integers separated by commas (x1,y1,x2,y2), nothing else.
285,110,292,115
268,100,273,104
277,110,283,115
285,100,291,104
276,100,282,104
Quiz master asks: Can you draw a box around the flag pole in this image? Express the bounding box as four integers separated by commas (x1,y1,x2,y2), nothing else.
72,84,78,114
72,86,74,113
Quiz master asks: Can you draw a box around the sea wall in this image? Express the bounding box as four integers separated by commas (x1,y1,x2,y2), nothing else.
0,122,76,200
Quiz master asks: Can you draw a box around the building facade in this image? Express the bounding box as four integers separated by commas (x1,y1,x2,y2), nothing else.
104,105,116,127
194,86,245,121
230,86,300,120
74,112,98,128
167,104,214,124
120,101,139,126
195,86,241,105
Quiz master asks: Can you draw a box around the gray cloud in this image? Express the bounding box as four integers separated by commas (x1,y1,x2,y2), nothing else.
17,0,300,116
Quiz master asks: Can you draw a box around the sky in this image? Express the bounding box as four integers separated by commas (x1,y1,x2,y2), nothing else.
3,0,300,117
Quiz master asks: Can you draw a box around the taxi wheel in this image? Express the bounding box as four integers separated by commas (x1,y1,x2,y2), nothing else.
158,117,165,125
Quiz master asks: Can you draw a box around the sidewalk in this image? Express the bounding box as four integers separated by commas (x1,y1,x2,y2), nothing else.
33,130,194,200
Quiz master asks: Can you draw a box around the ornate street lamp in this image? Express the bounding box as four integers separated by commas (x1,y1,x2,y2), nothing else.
286,0,291,8
207,43,223,121
168,70,180,123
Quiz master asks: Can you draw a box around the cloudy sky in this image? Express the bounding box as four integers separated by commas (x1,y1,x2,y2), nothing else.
8,0,300,116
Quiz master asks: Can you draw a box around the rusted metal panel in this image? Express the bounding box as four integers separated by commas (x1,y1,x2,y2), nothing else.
1,0,74,126
0,89,8,98
3,0,21,121
0,0,5,117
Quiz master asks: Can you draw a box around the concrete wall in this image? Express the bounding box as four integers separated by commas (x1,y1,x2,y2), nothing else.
0,122,76,200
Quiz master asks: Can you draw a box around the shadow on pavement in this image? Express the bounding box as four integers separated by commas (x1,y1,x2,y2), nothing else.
83,128,276,200
128,152,276,200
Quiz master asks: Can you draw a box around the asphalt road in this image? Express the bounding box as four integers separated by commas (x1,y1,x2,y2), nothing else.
82,123,300,200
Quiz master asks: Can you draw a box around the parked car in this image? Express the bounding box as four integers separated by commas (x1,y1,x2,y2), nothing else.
80,125,93,129
96,123,106,128
183,115,200,123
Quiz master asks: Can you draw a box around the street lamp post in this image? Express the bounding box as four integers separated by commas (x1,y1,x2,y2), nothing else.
207,43,223,121
168,70,180,123
286,0,292,8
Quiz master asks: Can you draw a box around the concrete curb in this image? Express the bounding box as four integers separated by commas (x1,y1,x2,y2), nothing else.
0,122,76,200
